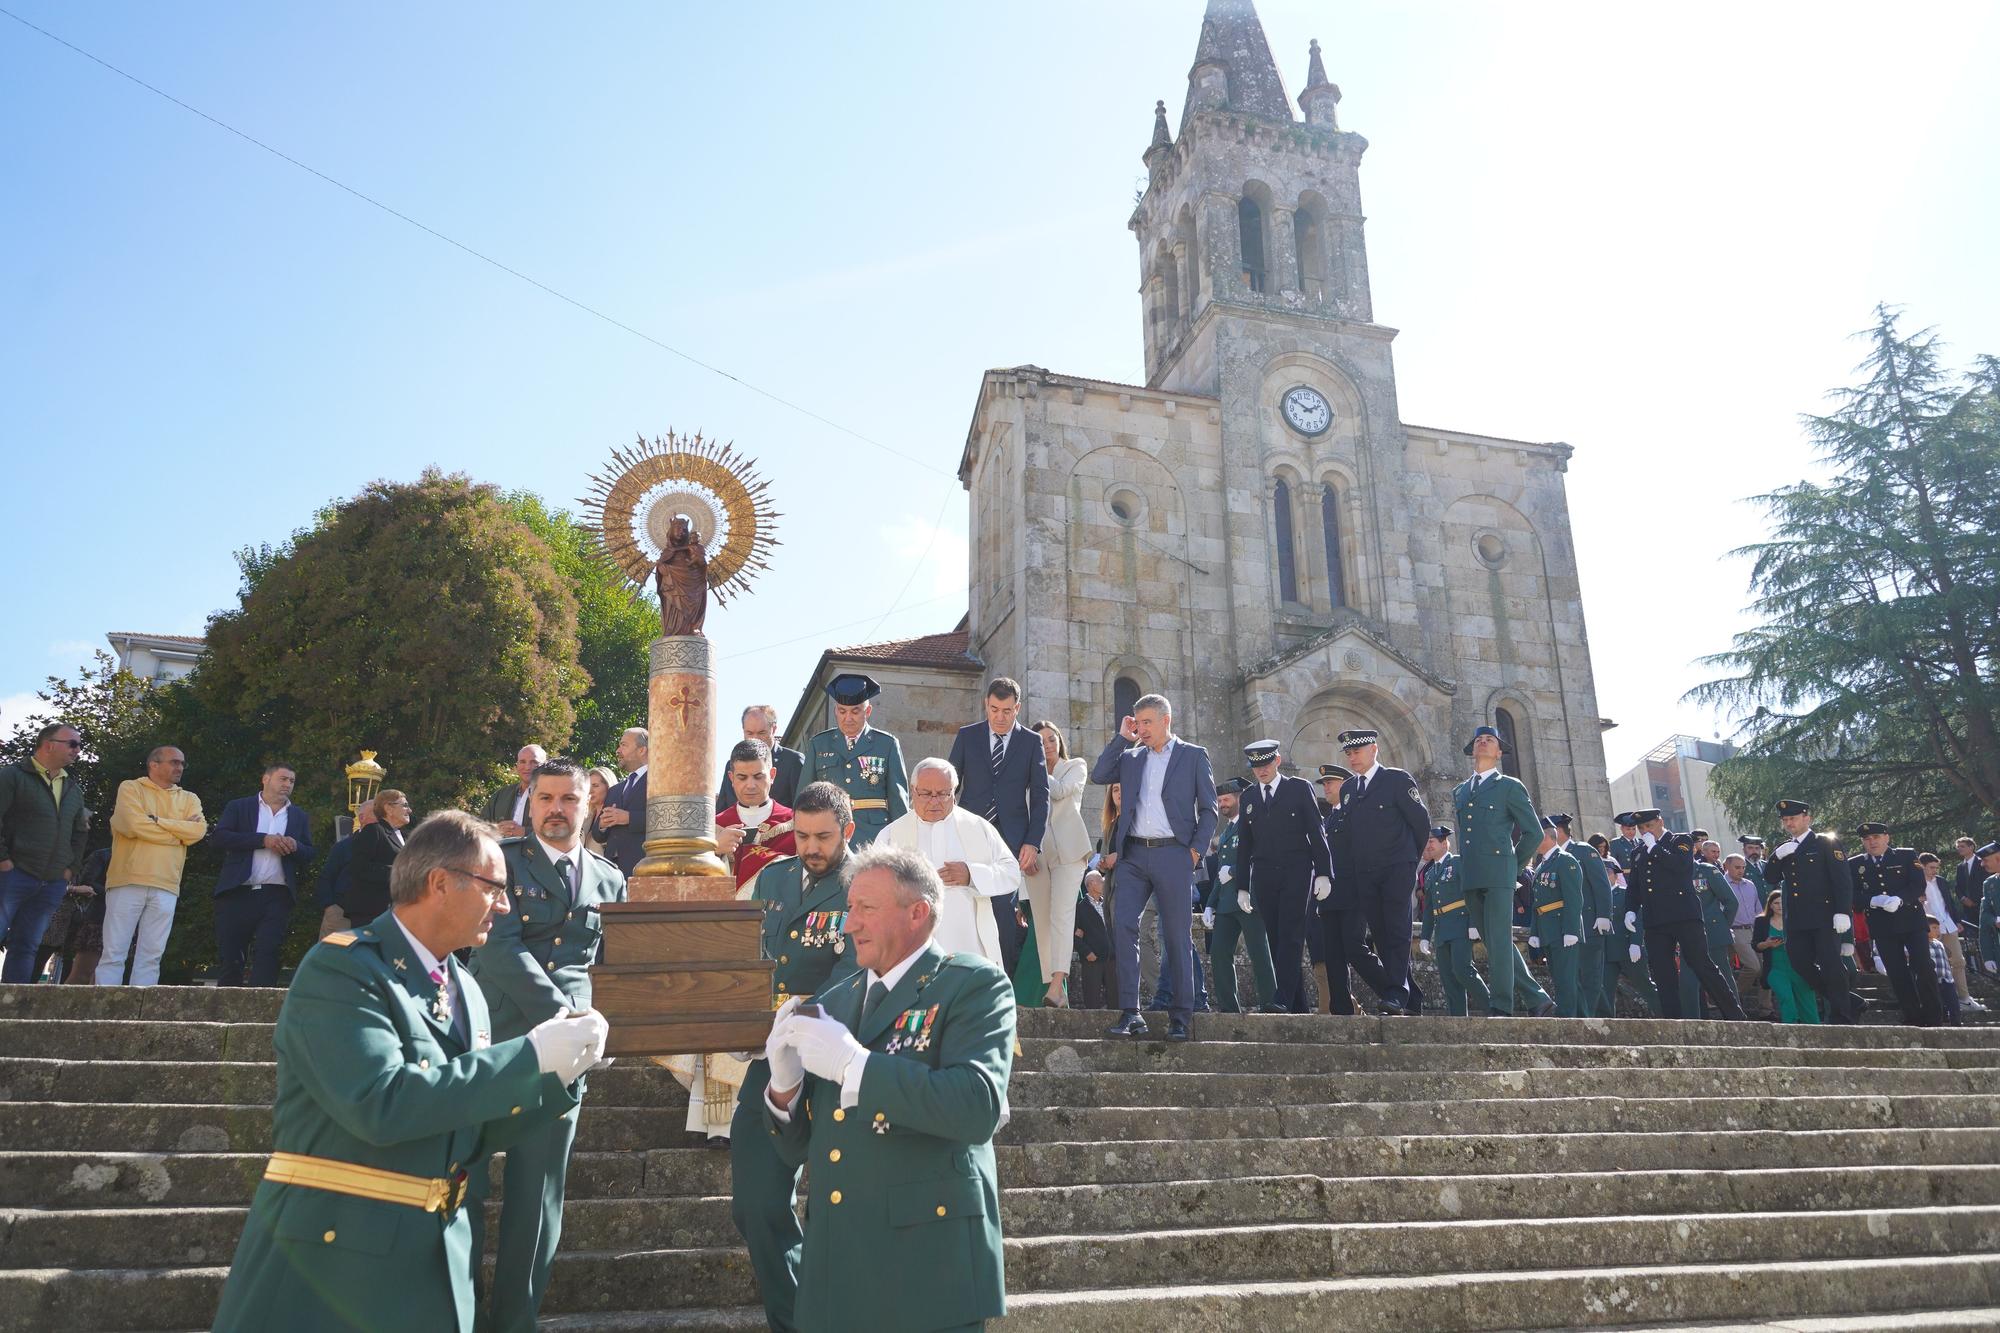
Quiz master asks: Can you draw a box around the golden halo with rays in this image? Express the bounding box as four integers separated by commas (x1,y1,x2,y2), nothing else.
580,431,780,605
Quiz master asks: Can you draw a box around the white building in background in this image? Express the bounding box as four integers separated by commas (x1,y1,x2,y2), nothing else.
1609,734,1746,846
105,632,203,684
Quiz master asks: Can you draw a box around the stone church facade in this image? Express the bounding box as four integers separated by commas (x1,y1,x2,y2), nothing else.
790,0,1613,826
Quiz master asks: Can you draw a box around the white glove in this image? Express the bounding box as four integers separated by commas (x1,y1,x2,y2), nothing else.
1238,890,1253,914
1594,917,1612,934
1985,959,1998,975
1629,944,1643,962
527,1008,610,1084
1841,943,1855,958
1870,895,1902,913
786,1011,869,1084
1467,927,1480,941
1313,875,1332,901
1218,865,1233,884
1774,839,1800,859
1625,912,1638,932
1419,938,1433,957
1640,832,1658,849
1202,907,1215,930
1528,935,1540,949
1833,913,1851,933
765,997,806,1092
1562,934,1578,948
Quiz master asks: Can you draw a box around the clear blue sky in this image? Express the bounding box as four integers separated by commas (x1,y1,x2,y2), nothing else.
4,1,1997,781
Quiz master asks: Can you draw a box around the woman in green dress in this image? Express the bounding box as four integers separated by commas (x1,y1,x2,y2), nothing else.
1755,889,1819,1023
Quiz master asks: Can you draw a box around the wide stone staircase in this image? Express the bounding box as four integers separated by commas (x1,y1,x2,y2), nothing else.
5,984,2000,1331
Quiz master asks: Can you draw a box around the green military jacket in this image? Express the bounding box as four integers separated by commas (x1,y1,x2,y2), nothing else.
1695,860,1737,953
1419,853,1471,944
752,854,860,1006
768,941,1014,1332
213,910,578,1333
1979,874,2000,963
1607,836,1639,875
1743,858,1769,896
1210,817,1248,916
1529,846,1584,944
473,837,628,1043
805,726,910,847
1450,771,1541,892
1567,840,1615,930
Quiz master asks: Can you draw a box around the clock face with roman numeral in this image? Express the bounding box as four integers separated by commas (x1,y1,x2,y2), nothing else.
1281,385,1333,437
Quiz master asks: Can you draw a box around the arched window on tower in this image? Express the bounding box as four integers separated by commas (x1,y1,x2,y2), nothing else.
1238,198,1267,294
1113,675,1140,731
1272,478,1299,604
1495,707,1523,781
1294,208,1325,301
1320,482,1346,609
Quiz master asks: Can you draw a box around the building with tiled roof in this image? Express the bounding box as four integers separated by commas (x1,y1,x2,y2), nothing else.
782,617,982,765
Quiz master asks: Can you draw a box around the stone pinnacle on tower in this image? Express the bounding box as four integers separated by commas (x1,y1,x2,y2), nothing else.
1181,0,1293,131
1143,99,1173,168
1298,37,1342,129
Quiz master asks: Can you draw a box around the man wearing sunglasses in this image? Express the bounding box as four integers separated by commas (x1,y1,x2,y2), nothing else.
470,757,629,1333
213,809,608,1333
0,723,92,983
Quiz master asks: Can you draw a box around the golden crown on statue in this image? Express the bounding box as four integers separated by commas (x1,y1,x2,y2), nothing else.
580,430,780,605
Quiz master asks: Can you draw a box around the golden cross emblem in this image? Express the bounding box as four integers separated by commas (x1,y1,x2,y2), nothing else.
666,685,701,730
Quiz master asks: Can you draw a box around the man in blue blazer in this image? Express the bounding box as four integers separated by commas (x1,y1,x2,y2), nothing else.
595,727,650,876
209,762,316,987
1090,692,1217,1041
946,677,1050,976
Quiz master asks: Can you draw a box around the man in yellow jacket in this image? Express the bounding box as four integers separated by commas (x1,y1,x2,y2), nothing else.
97,746,206,986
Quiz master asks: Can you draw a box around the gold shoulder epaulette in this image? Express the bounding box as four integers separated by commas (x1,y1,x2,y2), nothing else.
322,931,357,948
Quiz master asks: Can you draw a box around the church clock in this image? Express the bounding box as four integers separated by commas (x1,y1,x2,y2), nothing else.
1281,385,1333,437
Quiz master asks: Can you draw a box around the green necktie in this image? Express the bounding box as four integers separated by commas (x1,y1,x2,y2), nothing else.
860,979,888,1030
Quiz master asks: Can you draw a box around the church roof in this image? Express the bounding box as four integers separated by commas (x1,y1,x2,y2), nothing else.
1183,0,1294,130
823,624,980,672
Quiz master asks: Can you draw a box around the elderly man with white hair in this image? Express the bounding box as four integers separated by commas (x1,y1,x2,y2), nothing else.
880,756,1020,966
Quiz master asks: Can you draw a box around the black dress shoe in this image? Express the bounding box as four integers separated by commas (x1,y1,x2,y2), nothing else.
1532,1001,1558,1018
1255,1003,1286,1014
1377,1002,1409,1017
1167,1019,1192,1041
1106,1012,1149,1038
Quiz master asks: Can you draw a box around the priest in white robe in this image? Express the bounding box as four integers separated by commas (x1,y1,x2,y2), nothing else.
881,756,1020,966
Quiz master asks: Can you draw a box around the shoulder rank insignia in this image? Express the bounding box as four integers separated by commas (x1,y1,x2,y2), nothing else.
323,931,357,947
392,957,408,971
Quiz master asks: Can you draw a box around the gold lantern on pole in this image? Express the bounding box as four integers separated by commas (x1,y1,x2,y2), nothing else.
345,751,386,816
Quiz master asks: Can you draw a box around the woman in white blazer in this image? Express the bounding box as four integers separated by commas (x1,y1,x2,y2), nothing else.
1025,720,1092,1006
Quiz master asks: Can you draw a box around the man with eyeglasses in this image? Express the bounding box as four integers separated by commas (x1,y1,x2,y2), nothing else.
97,745,206,986
469,758,628,1333
212,809,608,1333
0,723,92,983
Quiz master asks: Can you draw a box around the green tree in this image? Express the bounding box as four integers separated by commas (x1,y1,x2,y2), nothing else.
0,651,166,806
1694,307,2000,849
499,490,655,767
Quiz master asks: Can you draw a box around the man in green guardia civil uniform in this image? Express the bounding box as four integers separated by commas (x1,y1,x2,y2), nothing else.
468,759,628,1333
1452,725,1553,1017
1550,815,1615,1016
763,841,1015,1332
1203,778,1280,1013
1608,815,1641,883
1693,841,1745,1020
1527,818,1587,1016
213,810,607,1333
1417,825,1488,1015
731,781,861,1332
804,673,910,848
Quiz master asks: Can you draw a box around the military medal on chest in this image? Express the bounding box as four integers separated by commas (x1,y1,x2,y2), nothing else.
431,986,452,1028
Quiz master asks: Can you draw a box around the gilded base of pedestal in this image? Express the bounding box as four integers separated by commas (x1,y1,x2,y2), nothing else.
626,871,743,904
633,836,730,881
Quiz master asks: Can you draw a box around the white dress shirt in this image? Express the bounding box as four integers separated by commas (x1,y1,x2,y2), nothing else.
1131,739,1178,839
1925,878,1960,934
248,796,290,885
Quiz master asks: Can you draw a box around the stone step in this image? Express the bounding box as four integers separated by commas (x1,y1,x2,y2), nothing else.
8,1088,1996,1158
9,1204,1995,1329
1581,1313,2000,1332
8,1055,1996,1109
1016,1037,2000,1074
12,1162,2000,1269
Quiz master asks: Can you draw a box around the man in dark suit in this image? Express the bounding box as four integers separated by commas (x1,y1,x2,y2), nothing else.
1851,820,1942,1026
595,727,650,876
1073,867,1115,1008
1326,729,1430,1016
480,745,547,839
1234,740,1331,1014
1955,836,1985,965
946,677,1050,977
716,705,805,813
1623,808,1747,1021
209,762,316,987
1090,692,1217,1041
